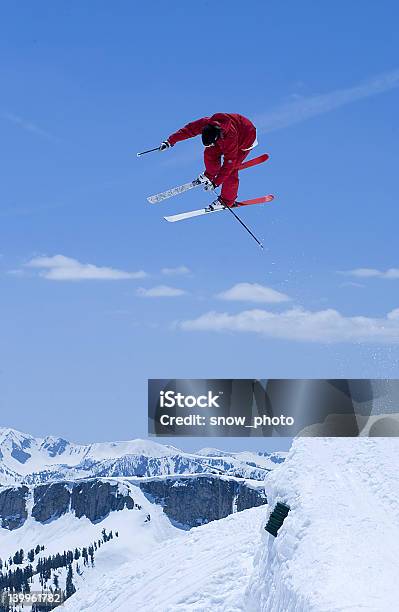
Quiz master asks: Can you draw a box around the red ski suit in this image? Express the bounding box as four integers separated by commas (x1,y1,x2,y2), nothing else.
168,113,256,206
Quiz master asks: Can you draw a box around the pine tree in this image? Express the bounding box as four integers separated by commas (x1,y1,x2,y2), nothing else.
82,547,88,566
65,565,76,599
13,549,24,565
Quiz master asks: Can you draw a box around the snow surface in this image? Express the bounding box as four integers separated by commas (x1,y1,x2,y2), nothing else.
0,485,179,612
246,437,399,611
0,484,176,560
61,438,399,612
61,506,264,612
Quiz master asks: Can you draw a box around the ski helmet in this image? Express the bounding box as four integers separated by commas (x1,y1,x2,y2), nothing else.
201,124,221,146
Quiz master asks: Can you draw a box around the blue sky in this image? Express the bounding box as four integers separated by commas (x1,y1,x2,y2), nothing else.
0,1,398,451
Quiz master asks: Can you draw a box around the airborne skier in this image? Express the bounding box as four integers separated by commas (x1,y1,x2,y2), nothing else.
159,113,258,208
140,113,273,248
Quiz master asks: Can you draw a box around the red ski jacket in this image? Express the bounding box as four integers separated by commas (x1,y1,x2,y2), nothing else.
168,113,256,187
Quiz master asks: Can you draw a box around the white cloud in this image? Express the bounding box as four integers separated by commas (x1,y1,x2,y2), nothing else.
25,255,146,281
137,285,187,298
161,266,191,276
340,268,399,279
217,282,290,304
180,307,399,344
256,69,399,133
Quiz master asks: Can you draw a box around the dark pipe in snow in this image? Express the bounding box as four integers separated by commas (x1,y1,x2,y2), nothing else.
265,502,290,537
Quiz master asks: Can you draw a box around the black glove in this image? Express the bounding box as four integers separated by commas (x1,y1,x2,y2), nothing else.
159,140,171,151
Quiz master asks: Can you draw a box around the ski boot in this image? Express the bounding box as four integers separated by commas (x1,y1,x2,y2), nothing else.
206,197,227,212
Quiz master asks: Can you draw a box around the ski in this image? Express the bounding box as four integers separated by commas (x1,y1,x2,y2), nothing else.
238,153,269,171
164,195,274,222
147,153,269,204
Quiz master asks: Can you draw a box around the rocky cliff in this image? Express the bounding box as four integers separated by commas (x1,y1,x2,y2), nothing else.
0,475,266,531
0,480,135,530
139,475,267,528
0,485,29,529
32,480,135,523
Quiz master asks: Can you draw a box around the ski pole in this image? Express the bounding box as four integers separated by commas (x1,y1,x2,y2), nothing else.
224,204,264,249
137,146,161,157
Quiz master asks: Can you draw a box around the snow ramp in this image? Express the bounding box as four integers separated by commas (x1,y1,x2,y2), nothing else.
246,437,399,612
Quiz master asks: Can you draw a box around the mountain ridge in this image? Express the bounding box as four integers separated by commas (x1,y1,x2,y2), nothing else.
0,427,286,486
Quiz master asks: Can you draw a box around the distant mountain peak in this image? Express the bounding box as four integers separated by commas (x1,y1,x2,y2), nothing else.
0,427,35,445
0,427,286,487
40,436,71,457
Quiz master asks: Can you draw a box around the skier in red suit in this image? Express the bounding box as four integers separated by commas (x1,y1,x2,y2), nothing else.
160,113,257,207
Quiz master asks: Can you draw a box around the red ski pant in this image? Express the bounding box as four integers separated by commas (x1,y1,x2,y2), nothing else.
204,147,250,206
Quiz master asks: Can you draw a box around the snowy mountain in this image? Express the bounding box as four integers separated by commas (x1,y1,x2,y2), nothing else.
0,474,266,533
0,428,277,610
37,437,398,612
3,431,397,612
0,481,163,559
0,483,178,609
0,427,285,485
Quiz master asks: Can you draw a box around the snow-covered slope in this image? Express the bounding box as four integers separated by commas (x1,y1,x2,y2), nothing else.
0,462,21,486
0,484,175,561
0,484,179,611
246,438,399,612
61,506,265,612
0,427,285,485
